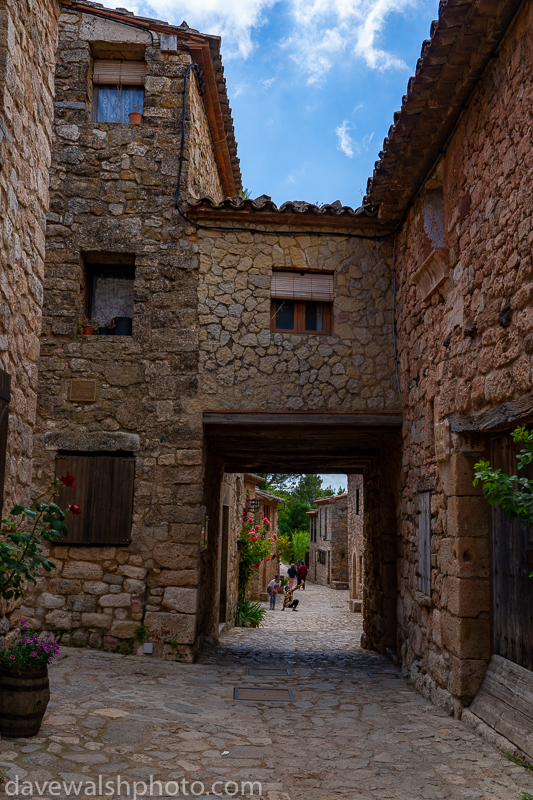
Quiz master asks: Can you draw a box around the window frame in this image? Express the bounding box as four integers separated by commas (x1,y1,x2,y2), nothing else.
270,299,333,335
85,262,135,331
92,83,145,124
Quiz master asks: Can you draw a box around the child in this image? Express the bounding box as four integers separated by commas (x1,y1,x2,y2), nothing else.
282,581,302,611
267,575,281,610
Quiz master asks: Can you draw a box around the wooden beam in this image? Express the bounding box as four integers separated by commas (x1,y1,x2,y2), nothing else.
203,412,403,427
448,393,533,433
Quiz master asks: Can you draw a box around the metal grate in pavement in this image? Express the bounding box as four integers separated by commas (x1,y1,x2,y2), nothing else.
367,672,401,679
234,687,295,701
248,667,292,676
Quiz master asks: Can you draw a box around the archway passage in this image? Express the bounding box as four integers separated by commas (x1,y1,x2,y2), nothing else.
202,411,402,657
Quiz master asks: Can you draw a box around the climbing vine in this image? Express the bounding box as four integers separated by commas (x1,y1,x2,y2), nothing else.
238,514,277,600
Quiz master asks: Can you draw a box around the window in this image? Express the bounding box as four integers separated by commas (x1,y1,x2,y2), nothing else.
0,369,10,514
323,507,328,540
418,491,432,596
92,59,145,123
85,262,135,334
270,271,333,335
55,452,135,545
317,550,326,565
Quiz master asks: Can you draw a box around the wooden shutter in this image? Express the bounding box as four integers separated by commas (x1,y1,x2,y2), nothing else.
93,60,146,85
56,454,135,545
0,369,11,514
418,491,432,596
271,272,334,301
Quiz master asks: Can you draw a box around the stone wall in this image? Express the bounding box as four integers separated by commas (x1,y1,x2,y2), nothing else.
347,474,364,611
28,9,227,656
308,495,349,587
394,1,533,714
0,0,57,513
187,73,224,203
197,229,398,412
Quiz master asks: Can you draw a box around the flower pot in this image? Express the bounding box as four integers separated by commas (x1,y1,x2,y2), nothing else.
82,325,94,335
98,326,108,335
129,112,142,125
113,316,133,336
0,665,50,737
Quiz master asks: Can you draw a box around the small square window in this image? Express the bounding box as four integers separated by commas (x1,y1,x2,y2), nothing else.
92,59,146,123
85,263,135,335
270,271,333,335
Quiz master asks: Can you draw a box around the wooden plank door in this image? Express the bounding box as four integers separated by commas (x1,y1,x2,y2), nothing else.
492,434,533,671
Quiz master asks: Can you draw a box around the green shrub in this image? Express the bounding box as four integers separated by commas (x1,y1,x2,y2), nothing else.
236,598,267,628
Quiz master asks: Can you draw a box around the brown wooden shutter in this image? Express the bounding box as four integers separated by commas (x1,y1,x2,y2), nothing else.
0,369,11,514
418,491,432,596
271,272,334,301
93,59,146,85
56,454,135,545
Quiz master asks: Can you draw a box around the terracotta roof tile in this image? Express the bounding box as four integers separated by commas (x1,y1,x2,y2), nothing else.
189,194,378,219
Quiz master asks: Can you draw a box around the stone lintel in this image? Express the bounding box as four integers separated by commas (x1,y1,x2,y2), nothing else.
45,430,141,452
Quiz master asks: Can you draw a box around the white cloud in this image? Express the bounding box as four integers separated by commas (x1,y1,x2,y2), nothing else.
103,0,419,74
336,120,356,158
285,0,418,84
261,77,276,89
100,0,279,59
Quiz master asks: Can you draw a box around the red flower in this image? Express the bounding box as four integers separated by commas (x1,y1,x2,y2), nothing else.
253,563,260,568
60,472,75,488
69,504,81,515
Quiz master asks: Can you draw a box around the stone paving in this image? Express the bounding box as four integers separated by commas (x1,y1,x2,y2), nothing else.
1,581,532,799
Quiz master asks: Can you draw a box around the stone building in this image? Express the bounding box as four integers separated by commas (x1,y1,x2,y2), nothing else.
243,473,282,601
9,0,533,755
0,0,58,517
25,1,242,659
347,474,364,612
308,494,349,589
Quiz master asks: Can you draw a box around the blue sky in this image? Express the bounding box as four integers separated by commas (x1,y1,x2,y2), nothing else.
105,0,440,207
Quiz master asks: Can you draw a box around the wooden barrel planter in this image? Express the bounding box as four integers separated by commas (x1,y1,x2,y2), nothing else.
0,665,50,737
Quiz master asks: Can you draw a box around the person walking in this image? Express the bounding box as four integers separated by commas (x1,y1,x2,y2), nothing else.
267,575,281,610
282,581,302,611
297,562,308,590
287,563,297,590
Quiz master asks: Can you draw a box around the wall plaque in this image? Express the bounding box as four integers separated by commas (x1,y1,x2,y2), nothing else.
69,379,97,403
434,419,450,462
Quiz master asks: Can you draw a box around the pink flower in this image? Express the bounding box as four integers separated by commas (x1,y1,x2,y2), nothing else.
253,563,260,568
31,652,37,657
9,655,14,660
248,518,253,523
272,533,278,541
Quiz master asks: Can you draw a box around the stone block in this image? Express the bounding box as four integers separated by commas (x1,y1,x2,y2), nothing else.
153,543,198,570
439,537,489,579
63,561,104,580
441,576,490,617
69,547,117,561
440,611,490,660
159,569,198,587
71,594,96,613
110,620,139,638
162,587,197,614
49,579,82,595
99,593,131,608
118,565,146,579
447,496,489,538
447,656,488,702
104,573,124,585
144,612,196,644
37,593,66,609
123,578,145,594
45,430,140,452
439,452,484,497
44,610,72,630
83,581,108,595
81,613,113,629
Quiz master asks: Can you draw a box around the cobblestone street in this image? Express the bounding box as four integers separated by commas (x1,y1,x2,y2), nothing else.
1,582,531,799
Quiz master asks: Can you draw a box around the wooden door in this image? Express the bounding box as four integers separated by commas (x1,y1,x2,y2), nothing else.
491,434,533,671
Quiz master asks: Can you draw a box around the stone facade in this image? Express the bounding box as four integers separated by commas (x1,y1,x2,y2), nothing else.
308,494,349,588
347,473,364,612
196,227,397,412
0,0,58,513
392,0,533,715
27,6,240,657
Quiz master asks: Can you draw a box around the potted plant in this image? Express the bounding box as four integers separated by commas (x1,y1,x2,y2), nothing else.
0,472,80,736
79,316,99,335
0,624,60,736
129,103,143,125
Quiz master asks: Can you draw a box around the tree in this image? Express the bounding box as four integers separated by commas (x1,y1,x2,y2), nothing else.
257,474,297,493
